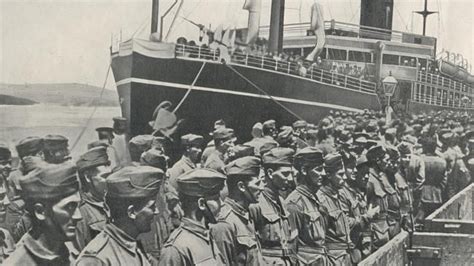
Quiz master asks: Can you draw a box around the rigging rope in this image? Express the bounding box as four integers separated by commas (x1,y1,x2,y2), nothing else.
225,64,305,121
173,61,207,113
71,64,111,151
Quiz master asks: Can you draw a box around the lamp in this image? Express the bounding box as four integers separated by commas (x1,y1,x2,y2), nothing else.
382,72,398,125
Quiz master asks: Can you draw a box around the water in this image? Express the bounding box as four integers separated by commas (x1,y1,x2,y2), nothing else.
0,104,121,159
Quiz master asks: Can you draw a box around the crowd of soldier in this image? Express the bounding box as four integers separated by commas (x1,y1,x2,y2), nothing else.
0,109,472,266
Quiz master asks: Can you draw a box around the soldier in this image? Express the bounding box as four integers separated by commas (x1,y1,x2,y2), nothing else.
366,145,395,249
203,127,235,173
159,168,227,265
384,146,403,238
96,127,118,170
262,120,278,140
74,146,112,251
249,147,298,264
396,143,416,232
212,156,265,265
0,144,15,263
339,154,379,260
415,137,447,224
7,137,44,241
111,116,132,167
169,134,204,189
138,148,174,261
129,135,154,163
43,134,71,164
292,120,309,150
286,147,329,265
5,162,82,265
76,165,163,265
317,153,361,265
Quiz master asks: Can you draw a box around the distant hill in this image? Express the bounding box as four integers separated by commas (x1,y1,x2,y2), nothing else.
0,83,119,106
0,94,38,105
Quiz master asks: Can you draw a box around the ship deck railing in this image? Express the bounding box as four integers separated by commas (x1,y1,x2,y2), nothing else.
417,71,471,93
258,21,422,43
412,92,474,109
176,44,377,94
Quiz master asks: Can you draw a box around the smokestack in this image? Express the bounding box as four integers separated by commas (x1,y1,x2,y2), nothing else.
360,0,394,39
268,0,285,54
243,0,262,45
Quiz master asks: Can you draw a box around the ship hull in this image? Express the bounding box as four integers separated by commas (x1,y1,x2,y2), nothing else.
112,47,381,140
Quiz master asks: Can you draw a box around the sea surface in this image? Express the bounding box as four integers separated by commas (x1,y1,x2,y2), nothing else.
0,104,121,159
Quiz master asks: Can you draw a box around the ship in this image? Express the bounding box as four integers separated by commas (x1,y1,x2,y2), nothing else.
110,0,474,140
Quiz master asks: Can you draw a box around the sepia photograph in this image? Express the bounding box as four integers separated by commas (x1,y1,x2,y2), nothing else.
1,0,473,265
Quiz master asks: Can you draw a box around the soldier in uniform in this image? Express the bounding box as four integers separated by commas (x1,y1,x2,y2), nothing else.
212,156,265,265
7,136,44,241
317,153,361,265
95,127,119,170
5,161,82,265
249,147,298,264
74,146,112,251
159,168,227,265
203,128,235,173
415,137,447,223
43,134,71,164
339,154,378,260
129,135,154,163
384,146,404,238
366,145,397,249
262,120,278,141
76,165,164,265
292,120,309,149
286,147,329,265
169,134,204,189
0,144,15,263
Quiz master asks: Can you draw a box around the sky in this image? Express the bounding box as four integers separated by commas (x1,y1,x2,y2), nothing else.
1,0,473,90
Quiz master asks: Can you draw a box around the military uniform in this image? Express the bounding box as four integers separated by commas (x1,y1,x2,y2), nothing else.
7,232,71,265
212,198,264,266
286,185,328,265
250,188,298,265
339,183,371,256
75,193,107,251
76,223,151,266
317,186,355,266
250,148,298,265
76,165,164,266
0,225,15,263
366,168,392,248
417,154,447,221
158,168,227,265
159,217,226,265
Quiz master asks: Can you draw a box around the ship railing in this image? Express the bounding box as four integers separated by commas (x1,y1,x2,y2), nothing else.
413,93,473,109
417,71,471,92
175,44,377,94
258,21,407,43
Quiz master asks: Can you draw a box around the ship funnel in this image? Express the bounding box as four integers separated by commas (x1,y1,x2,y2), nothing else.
305,2,326,61
243,0,262,45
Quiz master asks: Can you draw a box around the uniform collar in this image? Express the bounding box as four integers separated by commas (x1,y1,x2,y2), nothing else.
296,185,318,202
105,223,138,254
225,198,249,221
22,233,70,262
82,192,105,209
369,168,383,180
181,217,210,241
263,186,280,202
320,185,339,199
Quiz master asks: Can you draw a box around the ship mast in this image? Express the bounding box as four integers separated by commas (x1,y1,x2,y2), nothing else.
268,0,285,55
415,0,437,36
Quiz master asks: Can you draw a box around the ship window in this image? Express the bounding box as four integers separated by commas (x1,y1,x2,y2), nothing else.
401,56,416,67
383,54,399,65
327,48,347,61
348,51,372,63
418,58,427,69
